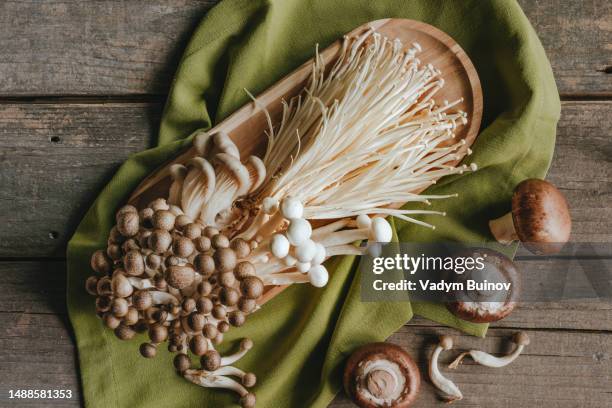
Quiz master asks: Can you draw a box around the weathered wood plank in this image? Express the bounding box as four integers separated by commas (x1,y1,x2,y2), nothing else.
518,0,612,96
0,103,158,256
0,1,609,96
1,311,609,407
1,101,609,256
0,0,217,96
0,313,80,407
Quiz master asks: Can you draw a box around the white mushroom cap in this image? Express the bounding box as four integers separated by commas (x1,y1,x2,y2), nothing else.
294,239,316,263
193,130,212,156
311,243,326,265
286,218,312,246
245,156,266,193
356,214,372,229
212,131,240,158
215,153,251,197
369,217,392,243
270,234,290,258
309,265,329,287
296,261,311,273
283,255,297,267
262,197,279,214
281,197,304,219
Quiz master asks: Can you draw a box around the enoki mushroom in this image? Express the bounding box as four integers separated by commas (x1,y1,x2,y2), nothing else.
85,29,476,407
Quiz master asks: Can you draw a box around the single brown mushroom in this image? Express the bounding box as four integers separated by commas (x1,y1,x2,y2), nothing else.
489,179,571,254
446,249,520,323
344,343,420,408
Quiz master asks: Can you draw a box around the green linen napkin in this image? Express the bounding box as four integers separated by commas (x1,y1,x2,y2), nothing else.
67,0,560,407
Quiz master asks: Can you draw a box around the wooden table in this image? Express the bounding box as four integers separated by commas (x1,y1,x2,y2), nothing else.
0,1,610,407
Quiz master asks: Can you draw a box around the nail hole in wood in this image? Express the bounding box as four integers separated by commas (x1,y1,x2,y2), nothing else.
50,136,61,143
599,66,612,74
49,231,59,239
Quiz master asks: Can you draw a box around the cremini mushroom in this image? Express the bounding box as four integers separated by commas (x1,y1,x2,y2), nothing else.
489,179,571,254
344,342,420,408
449,332,530,369
446,249,520,323
429,335,462,402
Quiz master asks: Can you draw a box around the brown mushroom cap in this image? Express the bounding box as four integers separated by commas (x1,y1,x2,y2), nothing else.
123,250,145,276
116,211,140,237
165,265,196,290
446,248,520,323
173,353,191,373
511,179,571,254
173,236,195,258
90,250,111,275
139,342,157,358
240,276,264,300
152,210,176,231
344,343,421,408
201,350,221,371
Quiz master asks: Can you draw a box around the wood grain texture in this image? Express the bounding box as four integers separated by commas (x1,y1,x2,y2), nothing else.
517,0,612,96
1,101,609,256
1,310,609,408
0,0,609,96
0,103,160,256
0,0,217,96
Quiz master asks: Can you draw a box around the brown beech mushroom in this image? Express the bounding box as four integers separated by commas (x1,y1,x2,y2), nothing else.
165,265,195,290
90,250,111,275
344,343,420,408
446,249,520,323
429,336,462,402
449,331,530,369
489,179,571,254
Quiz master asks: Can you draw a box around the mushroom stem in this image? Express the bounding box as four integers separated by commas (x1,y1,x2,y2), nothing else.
168,164,187,206
220,338,253,366
429,336,462,402
488,212,517,244
181,158,216,220
449,332,530,369
184,371,249,397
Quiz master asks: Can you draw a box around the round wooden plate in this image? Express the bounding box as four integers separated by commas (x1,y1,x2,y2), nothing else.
128,18,483,304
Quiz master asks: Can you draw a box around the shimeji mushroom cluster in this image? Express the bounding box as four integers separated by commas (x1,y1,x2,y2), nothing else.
85,28,476,407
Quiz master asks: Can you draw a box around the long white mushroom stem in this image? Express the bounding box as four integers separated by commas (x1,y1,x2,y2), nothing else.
429,336,463,403
449,332,530,369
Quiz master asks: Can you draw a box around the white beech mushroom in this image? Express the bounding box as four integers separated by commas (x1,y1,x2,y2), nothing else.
429,336,462,402
489,179,571,254
449,332,530,369
181,158,216,220
200,153,250,227
344,342,420,408
168,164,187,206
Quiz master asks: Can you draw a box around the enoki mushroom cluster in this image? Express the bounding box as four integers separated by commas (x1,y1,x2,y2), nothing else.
85,28,476,407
